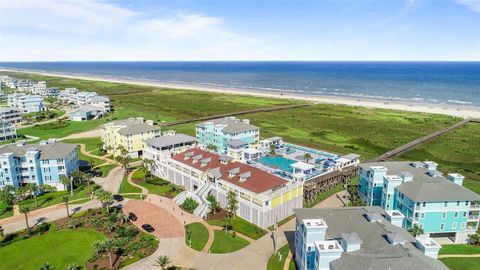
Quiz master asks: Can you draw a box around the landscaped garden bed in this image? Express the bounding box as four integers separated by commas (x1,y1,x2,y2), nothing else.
131,172,183,198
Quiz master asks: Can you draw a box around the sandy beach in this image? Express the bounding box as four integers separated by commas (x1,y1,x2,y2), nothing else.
2,68,480,119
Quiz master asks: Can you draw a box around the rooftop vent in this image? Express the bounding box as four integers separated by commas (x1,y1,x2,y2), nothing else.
410,162,423,168
219,154,233,164
386,232,407,245
191,154,203,163
200,157,212,167
239,171,251,182
365,212,383,222
423,161,438,171
427,170,443,177
184,152,194,159
228,167,240,177
340,232,363,252
447,173,464,186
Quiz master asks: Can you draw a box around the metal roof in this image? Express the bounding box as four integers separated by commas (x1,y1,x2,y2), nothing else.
145,134,196,149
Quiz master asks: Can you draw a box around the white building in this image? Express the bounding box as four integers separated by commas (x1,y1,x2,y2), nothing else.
58,88,79,103
87,95,111,112
75,91,98,105
7,93,45,113
0,107,23,124
0,121,17,141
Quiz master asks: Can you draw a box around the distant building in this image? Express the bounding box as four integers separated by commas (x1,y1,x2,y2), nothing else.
100,118,160,158
7,93,45,113
58,88,79,103
87,95,111,112
0,107,23,124
294,207,447,270
0,140,79,190
75,91,98,105
358,161,480,243
0,121,17,141
69,105,103,121
30,81,47,95
195,116,260,153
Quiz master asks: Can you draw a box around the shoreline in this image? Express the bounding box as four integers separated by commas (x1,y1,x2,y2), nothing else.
1,68,480,119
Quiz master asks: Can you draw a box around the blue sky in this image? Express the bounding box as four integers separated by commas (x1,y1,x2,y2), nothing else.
0,0,479,61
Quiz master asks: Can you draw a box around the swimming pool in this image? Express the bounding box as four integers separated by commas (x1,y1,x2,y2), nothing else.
258,156,296,172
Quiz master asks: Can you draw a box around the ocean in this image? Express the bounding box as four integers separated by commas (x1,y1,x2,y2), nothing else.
1,61,479,107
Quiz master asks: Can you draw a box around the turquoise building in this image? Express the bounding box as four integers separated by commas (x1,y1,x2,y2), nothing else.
0,140,79,191
358,161,480,243
195,116,259,153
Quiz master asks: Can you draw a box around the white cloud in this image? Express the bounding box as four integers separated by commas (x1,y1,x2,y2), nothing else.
0,0,275,61
456,0,480,12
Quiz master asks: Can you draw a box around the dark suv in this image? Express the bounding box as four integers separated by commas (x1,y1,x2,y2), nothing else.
128,212,137,221
142,224,154,232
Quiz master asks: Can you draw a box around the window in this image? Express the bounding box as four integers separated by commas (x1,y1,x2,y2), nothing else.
463,212,467,218
421,213,425,219
442,212,447,219
444,201,448,207
422,202,426,207
452,222,457,229
465,201,469,206
440,223,445,230
457,201,460,206
454,212,459,218
416,202,420,207
461,222,466,229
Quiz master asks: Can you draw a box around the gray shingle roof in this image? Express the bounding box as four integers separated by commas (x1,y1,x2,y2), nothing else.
340,232,363,245
196,117,259,134
0,142,77,159
226,139,248,148
293,207,448,270
342,153,360,160
117,123,159,136
145,134,196,149
361,161,480,202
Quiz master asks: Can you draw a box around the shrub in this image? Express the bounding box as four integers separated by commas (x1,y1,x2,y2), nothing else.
181,198,199,214
117,225,138,239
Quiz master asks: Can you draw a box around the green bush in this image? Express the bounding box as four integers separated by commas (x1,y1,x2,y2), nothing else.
181,198,199,214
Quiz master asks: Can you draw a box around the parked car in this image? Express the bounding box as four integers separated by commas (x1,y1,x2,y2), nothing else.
128,212,137,221
142,224,154,232
113,194,124,202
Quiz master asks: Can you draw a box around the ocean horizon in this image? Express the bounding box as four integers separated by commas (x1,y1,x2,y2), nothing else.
1,61,479,107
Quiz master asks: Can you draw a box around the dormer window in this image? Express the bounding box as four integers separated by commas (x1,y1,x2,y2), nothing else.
200,157,212,167
228,167,240,178
239,171,251,182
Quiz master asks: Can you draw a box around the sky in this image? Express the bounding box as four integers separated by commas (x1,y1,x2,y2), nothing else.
0,0,479,61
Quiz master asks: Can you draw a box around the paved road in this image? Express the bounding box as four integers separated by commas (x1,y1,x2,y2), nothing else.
92,166,124,194
0,200,102,235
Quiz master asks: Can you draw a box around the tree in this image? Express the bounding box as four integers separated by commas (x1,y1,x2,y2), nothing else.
409,224,424,237
95,190,113,212
119,156,132,174
270,144,276,155
226,191,238,219
39,262,55,270
206,144,218,152
222,216,232,233
93,238,120,270
206,194,219,215
97,141,105,154
153,255,171,270
116,213,129,224
303,153,312,163
468,233,480,246
19,205,31,233
60,175,71,194
26,183,39,208
0,225,4,237
0,185,15,207
62,195,70,218
42,184,57,194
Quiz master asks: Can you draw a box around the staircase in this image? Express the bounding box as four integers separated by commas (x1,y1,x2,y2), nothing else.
174,181,213,218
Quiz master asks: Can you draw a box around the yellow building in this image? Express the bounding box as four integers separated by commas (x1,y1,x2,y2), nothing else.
100,117,160,158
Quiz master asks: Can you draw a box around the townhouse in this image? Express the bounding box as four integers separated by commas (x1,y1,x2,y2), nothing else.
358,161,480,243
7,93,45,113
0,121,17,141
0,107,22,124
0,140,79,191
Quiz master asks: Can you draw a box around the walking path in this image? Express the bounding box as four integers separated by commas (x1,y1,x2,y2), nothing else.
60,128,100,140
126,170,148,194
438,254,480,258
92,166,125,193
283,250,293,270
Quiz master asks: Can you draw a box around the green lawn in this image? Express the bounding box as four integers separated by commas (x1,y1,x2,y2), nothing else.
0,229,106,270
19,186,94,210
396,123,480,194
440,257,480,270
18,118,109,140
97,164,117,177
77,149,104,167
185,222,209,251
118,176,142,193
209,230,249,253
207,216,266,240
440,244,480,255
122,194,146,200
267,244,291,270
70,198,91,205
0,202,13,219
63,137,102,152
133,177,182,198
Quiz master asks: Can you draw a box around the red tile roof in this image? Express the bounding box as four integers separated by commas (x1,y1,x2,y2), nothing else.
171,148,288,194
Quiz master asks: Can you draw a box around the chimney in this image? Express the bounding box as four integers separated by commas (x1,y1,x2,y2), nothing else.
399,171,413,182
447,173,464,186
228,167,240,178
314,240,343,270
423,161,438,171
239,171,251,182
416,236,441,259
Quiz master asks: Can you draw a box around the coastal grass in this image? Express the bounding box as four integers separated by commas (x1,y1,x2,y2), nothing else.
63,137,102,153
439,257,480,270
439,244,480,255
0,228,106,270
209,230,249,253
267,244,291,270
17,118,108,140
185,222,209,251
395,123,480,193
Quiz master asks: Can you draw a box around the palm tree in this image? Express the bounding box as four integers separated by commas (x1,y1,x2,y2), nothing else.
116,213,128,224
19,205,31,233
26,183,39,208
67,263,82,270
119,156,132,174
222,216,232,233
409,224,424,237
62,195,70,218
226,191,238,219
153,255,171,270
269,144,276,155
97,141,105,154
93,239,120,270
0,225,4,238
303,153,312,163
95,190,113,212
0,185,15,208
39,262,55,270
42,184,57,194
60,175,71,195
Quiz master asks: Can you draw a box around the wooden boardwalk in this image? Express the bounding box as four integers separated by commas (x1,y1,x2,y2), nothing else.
372,118,476,162
160,104,308,127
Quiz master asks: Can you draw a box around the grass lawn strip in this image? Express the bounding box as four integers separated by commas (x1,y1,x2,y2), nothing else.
439,257,480,270
19,185,95,210
439,244,480,255
267,244,290,270
119,175,142,194
0,229,105,270
185,222,209,251
209,230,249,254
63,137,102,152
206,217,266,240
